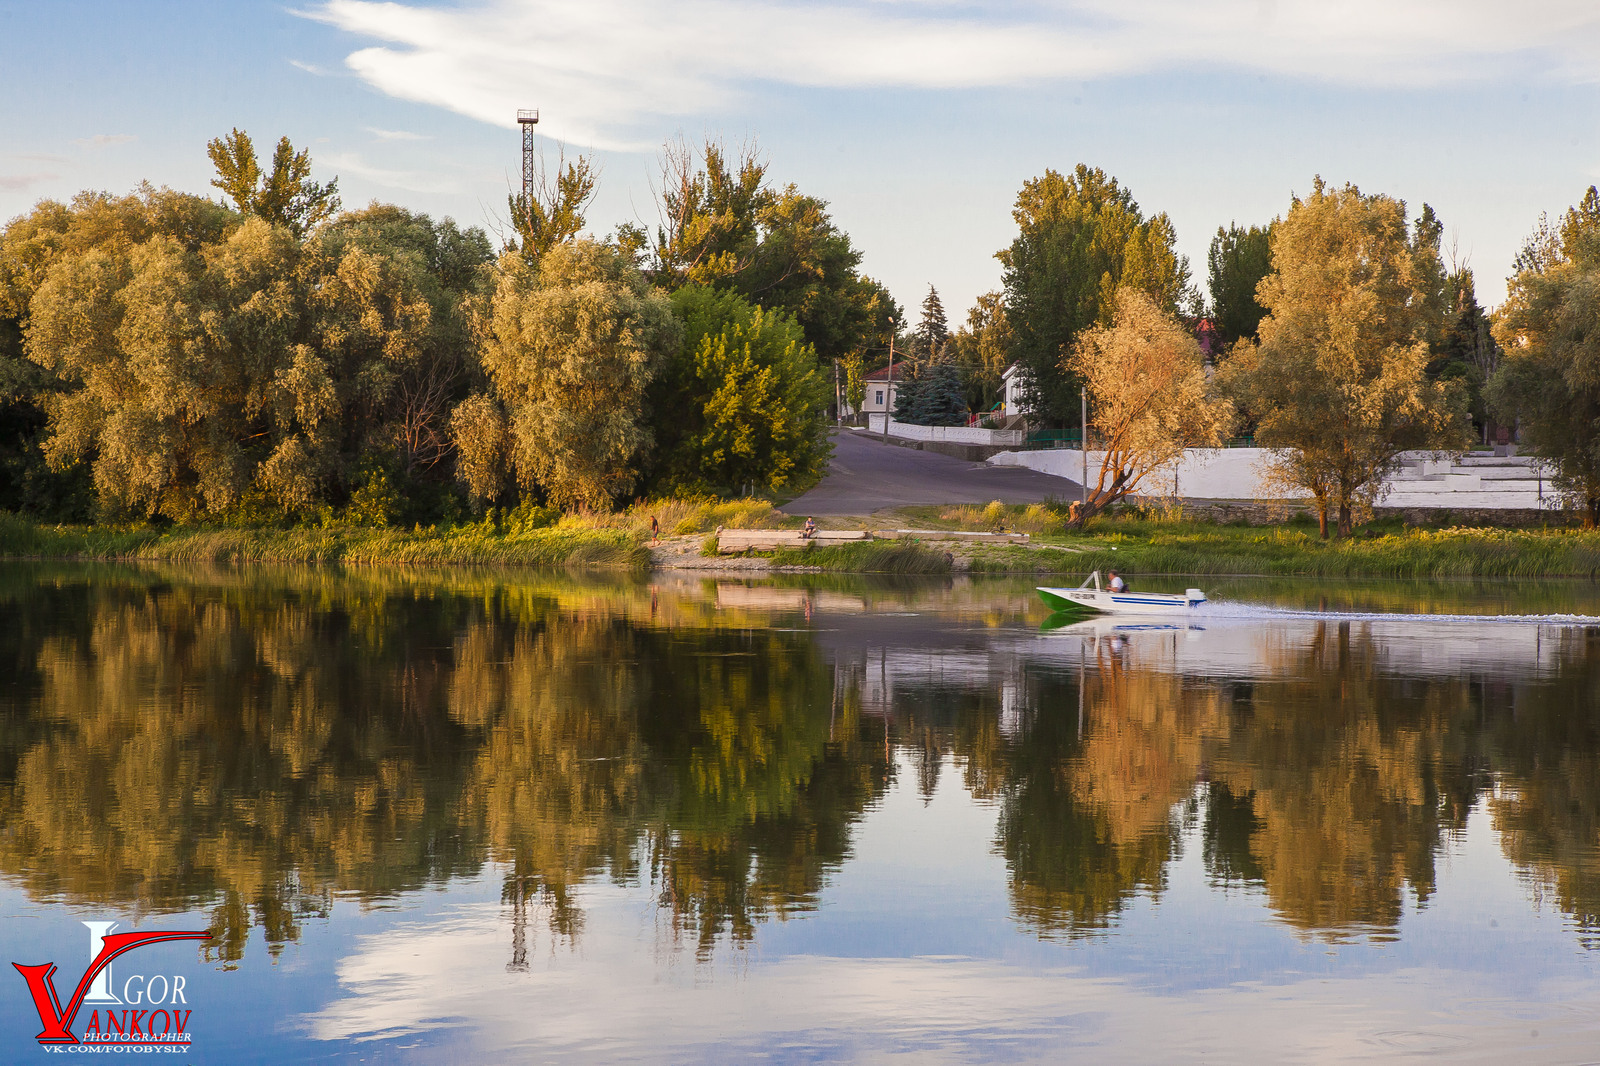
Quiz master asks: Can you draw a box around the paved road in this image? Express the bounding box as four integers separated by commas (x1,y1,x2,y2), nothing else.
781,429,1080,516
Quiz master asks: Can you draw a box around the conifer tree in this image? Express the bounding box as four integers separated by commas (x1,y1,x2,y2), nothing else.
910,285,950,369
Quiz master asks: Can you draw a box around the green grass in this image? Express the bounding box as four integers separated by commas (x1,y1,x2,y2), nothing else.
13,505,1600,579
961,522,1600,578
763,539,954,573
0,512,648,569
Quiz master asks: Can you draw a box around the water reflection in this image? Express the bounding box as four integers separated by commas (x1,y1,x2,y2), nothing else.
2,563,1599,968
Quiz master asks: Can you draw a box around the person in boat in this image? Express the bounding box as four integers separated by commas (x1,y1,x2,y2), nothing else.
802,517,817,539
1107,569,1126,593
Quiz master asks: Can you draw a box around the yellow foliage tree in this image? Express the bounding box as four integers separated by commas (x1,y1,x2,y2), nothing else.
1221,179,1468,537
1066,288,1232,525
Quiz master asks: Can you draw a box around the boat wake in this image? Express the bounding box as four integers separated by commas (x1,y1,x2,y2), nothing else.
1194,601,1600,627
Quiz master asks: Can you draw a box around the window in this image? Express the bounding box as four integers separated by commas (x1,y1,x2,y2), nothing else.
875,390,884,406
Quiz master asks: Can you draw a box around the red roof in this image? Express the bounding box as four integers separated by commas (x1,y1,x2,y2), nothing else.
863,365,904,382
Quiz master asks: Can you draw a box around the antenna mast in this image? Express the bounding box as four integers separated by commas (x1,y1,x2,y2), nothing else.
517,109,540,203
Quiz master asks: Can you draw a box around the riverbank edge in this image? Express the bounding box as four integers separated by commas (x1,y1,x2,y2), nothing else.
10,515,1600,579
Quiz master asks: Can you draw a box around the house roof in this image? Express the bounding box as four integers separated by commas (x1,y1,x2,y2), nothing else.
863,365,904,382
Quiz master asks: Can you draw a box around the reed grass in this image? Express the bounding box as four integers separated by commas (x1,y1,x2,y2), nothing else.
764,539,953,573
0,512,648,569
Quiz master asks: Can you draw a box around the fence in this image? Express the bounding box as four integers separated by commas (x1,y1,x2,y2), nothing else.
865,416,1026,446
1023,430,1256,451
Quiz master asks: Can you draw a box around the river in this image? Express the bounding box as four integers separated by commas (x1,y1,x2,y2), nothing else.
1,562,1598,1062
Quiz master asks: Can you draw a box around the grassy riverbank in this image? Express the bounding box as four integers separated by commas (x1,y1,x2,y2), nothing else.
954,514,1600,579
763,539,954,573
0,497,787,570
11,501,1600,578
0,512,648,568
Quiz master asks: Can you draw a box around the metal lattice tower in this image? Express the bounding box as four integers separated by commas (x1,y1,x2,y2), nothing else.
517,109,539,203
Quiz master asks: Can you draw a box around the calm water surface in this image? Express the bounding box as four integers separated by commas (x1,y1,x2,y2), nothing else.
2,563,1600,1063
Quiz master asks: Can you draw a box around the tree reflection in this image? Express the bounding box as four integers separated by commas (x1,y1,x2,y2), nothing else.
1484,626,1600,945
5,564,1600,962
0,564,887,964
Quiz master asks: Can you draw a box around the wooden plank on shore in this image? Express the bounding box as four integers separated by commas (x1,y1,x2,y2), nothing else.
714,528,873,554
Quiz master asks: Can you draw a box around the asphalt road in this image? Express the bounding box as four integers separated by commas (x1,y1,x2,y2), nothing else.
781,429,1080,516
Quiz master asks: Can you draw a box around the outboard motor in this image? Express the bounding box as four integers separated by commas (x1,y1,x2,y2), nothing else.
1185,588,1206,607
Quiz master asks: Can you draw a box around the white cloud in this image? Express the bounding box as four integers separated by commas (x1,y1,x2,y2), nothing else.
0,172,61,191
71,134,136,149
300,894,1600,1061
290,58,329,75
365,127,430,141
321,150,464,193
301,0,1600,150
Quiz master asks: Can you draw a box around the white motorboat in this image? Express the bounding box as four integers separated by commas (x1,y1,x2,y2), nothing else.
1037,571,1205,615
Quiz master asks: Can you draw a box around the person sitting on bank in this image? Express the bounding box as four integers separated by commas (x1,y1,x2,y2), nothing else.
802,517,817,539
1108,569,1126,593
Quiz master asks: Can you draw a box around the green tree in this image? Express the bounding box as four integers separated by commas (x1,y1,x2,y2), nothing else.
892,354,967,427
907,285,950,370
840,352,866,419
1430,269,1500,442
999,165,1192,426
645,284,830,495
646,139,897,361
507,148,596,262
8,184,490,520
472,240,681,510
316,205,494,481
206,129,340,236
1221,179,1468,538
952,292,1011,415
1490,186,1600,524
1206,222,1274,347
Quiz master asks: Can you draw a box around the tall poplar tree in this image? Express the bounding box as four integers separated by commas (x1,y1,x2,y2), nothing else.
999,165,1192,426
1206,222,1274,347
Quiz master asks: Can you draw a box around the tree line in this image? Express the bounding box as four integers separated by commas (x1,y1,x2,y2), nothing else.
968,166,1600,535
0,131,895,523
4,132,1598,532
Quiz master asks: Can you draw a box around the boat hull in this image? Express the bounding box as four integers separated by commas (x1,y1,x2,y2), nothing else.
1037,586,1204,615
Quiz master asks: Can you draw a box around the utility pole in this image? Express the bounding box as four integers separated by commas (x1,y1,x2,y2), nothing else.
834,359,841,426
517,109,540,205
882,319,896,442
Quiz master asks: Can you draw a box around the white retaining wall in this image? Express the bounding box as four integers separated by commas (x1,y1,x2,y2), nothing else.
990,447,1268,499
988,447,1555,510
864,416,1025,447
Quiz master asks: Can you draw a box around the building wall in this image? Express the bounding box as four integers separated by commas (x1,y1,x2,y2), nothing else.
861,381,898,415
988,447,1556,510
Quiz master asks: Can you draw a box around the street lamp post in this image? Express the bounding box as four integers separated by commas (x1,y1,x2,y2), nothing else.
882,318,896,442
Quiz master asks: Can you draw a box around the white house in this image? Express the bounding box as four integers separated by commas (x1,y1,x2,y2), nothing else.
861,365,904,420
1000,364,1032,416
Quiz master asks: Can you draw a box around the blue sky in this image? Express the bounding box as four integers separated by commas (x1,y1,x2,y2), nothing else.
3,0,1599,320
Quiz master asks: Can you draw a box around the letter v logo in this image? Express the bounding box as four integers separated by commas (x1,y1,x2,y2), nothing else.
13,929,210,1045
